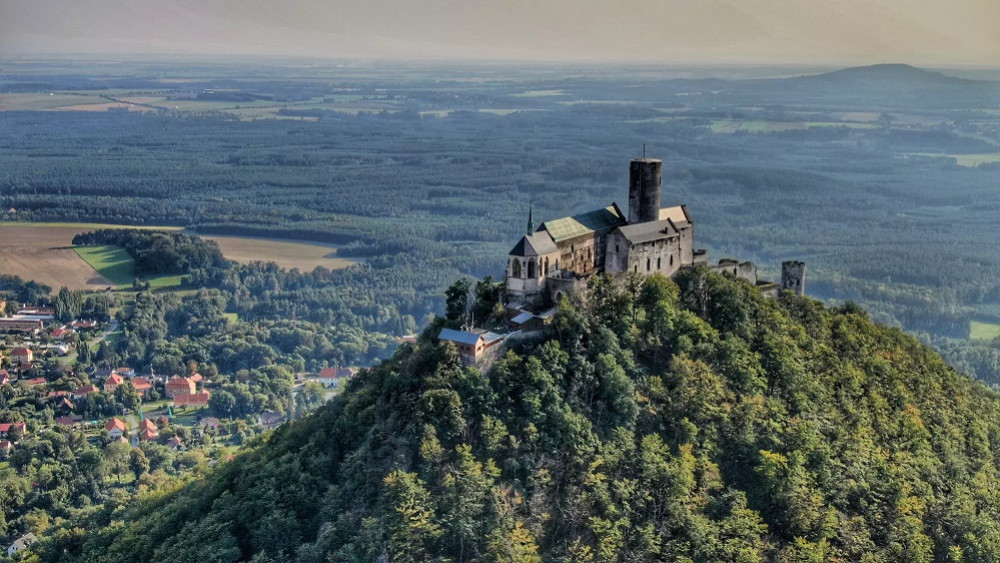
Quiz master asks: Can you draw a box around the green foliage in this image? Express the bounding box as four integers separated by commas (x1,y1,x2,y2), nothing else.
33,269,1000,561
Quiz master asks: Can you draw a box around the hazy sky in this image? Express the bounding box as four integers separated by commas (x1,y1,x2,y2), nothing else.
2,0,998,65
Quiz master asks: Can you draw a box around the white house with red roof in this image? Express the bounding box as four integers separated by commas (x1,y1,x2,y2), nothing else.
105,417,127,439
308,366,355,388
10,347,33,365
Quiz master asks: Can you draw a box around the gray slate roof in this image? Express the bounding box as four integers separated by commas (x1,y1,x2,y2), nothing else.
509,232,559,257
615,218,687,245
439,328,483,346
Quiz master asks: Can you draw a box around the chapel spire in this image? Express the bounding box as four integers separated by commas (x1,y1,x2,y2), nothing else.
526,202,534,234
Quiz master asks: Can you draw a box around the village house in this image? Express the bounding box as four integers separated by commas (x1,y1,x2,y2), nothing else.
55,415,81,427
10,347,33,365
0,370,10,386
105,417,127,439
139,418,159,441
104,373,125,393
7,533,38,558
438,328,505,365
173,391,211,407
51,326,74,339
168,435,184,451
309,366,355,388
73,384,99,399
131,376,153,397
166,376,196,397
117,367,136,378
0,440,13,455
0,422,27,439
22,377,46,387
71,320,98,330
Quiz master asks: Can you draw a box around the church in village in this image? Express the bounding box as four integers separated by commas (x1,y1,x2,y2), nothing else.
504,157,805,319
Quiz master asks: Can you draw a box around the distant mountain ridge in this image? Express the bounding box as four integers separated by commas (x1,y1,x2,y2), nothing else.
793,63,988,86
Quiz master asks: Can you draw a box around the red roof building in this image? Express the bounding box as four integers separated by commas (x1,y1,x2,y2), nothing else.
173,391,211,407
168,435,184,450
131,377,153,396
188,373,203,384
23,377,46,386
73,385,99,399
51,326,73,339
104,373,125,393
166,376,196,397
105,417,127,438
10,347,33,365
139,419,158,441
0,422,27,438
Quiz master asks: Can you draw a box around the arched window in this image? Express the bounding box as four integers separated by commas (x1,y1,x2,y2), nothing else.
634,265,638,273
511,259,521,278
657,257,661,270
544,257,549,276
527,260,536,279
670,255,674,266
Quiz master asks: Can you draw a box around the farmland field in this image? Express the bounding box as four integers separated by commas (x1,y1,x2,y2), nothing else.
201,234,357,271
0,223,357,291
0,224,116,289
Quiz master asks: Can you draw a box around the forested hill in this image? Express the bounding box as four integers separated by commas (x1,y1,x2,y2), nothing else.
36,269,1000,562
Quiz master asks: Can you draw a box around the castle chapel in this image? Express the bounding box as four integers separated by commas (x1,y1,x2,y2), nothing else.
505,157,804,315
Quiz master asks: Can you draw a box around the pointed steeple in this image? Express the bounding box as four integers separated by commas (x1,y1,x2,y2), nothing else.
526,202,534,234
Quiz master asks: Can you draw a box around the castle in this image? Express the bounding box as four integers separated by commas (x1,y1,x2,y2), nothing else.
505,157,805,318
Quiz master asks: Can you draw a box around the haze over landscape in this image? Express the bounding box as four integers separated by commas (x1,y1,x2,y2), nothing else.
2,0,999,65
5,1,1000,562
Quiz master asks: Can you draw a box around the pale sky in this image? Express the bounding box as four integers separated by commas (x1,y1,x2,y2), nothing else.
1,0,998,65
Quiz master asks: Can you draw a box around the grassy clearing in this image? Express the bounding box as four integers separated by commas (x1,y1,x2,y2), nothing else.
74,245,134,286
145,274,185,291
971,321,1000,340
223,312,239,322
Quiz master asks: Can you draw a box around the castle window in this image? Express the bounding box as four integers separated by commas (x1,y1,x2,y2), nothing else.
646,258,651,272
615,244,619,253
634,265,638,273
657,257,661,270
670,255,674,266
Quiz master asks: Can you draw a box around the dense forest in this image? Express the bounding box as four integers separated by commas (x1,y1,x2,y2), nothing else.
28,269,1000,562
3,60,1000,383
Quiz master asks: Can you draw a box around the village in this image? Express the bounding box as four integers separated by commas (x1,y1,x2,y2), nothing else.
0,296,358,554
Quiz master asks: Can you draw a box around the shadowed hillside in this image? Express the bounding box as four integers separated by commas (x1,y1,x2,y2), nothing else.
32,268,1000,562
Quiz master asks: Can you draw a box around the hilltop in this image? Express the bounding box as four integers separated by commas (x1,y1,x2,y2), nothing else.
31,268,1000,562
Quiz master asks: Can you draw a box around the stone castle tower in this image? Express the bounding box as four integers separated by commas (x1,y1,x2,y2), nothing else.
781,261,806,296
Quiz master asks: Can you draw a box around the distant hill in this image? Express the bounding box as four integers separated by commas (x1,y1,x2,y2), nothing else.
792,63,986,86
33,269,1000,562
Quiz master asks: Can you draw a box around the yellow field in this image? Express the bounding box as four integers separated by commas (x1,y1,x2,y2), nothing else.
202,235,356,271
0,225,116,290
0,223,355,290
